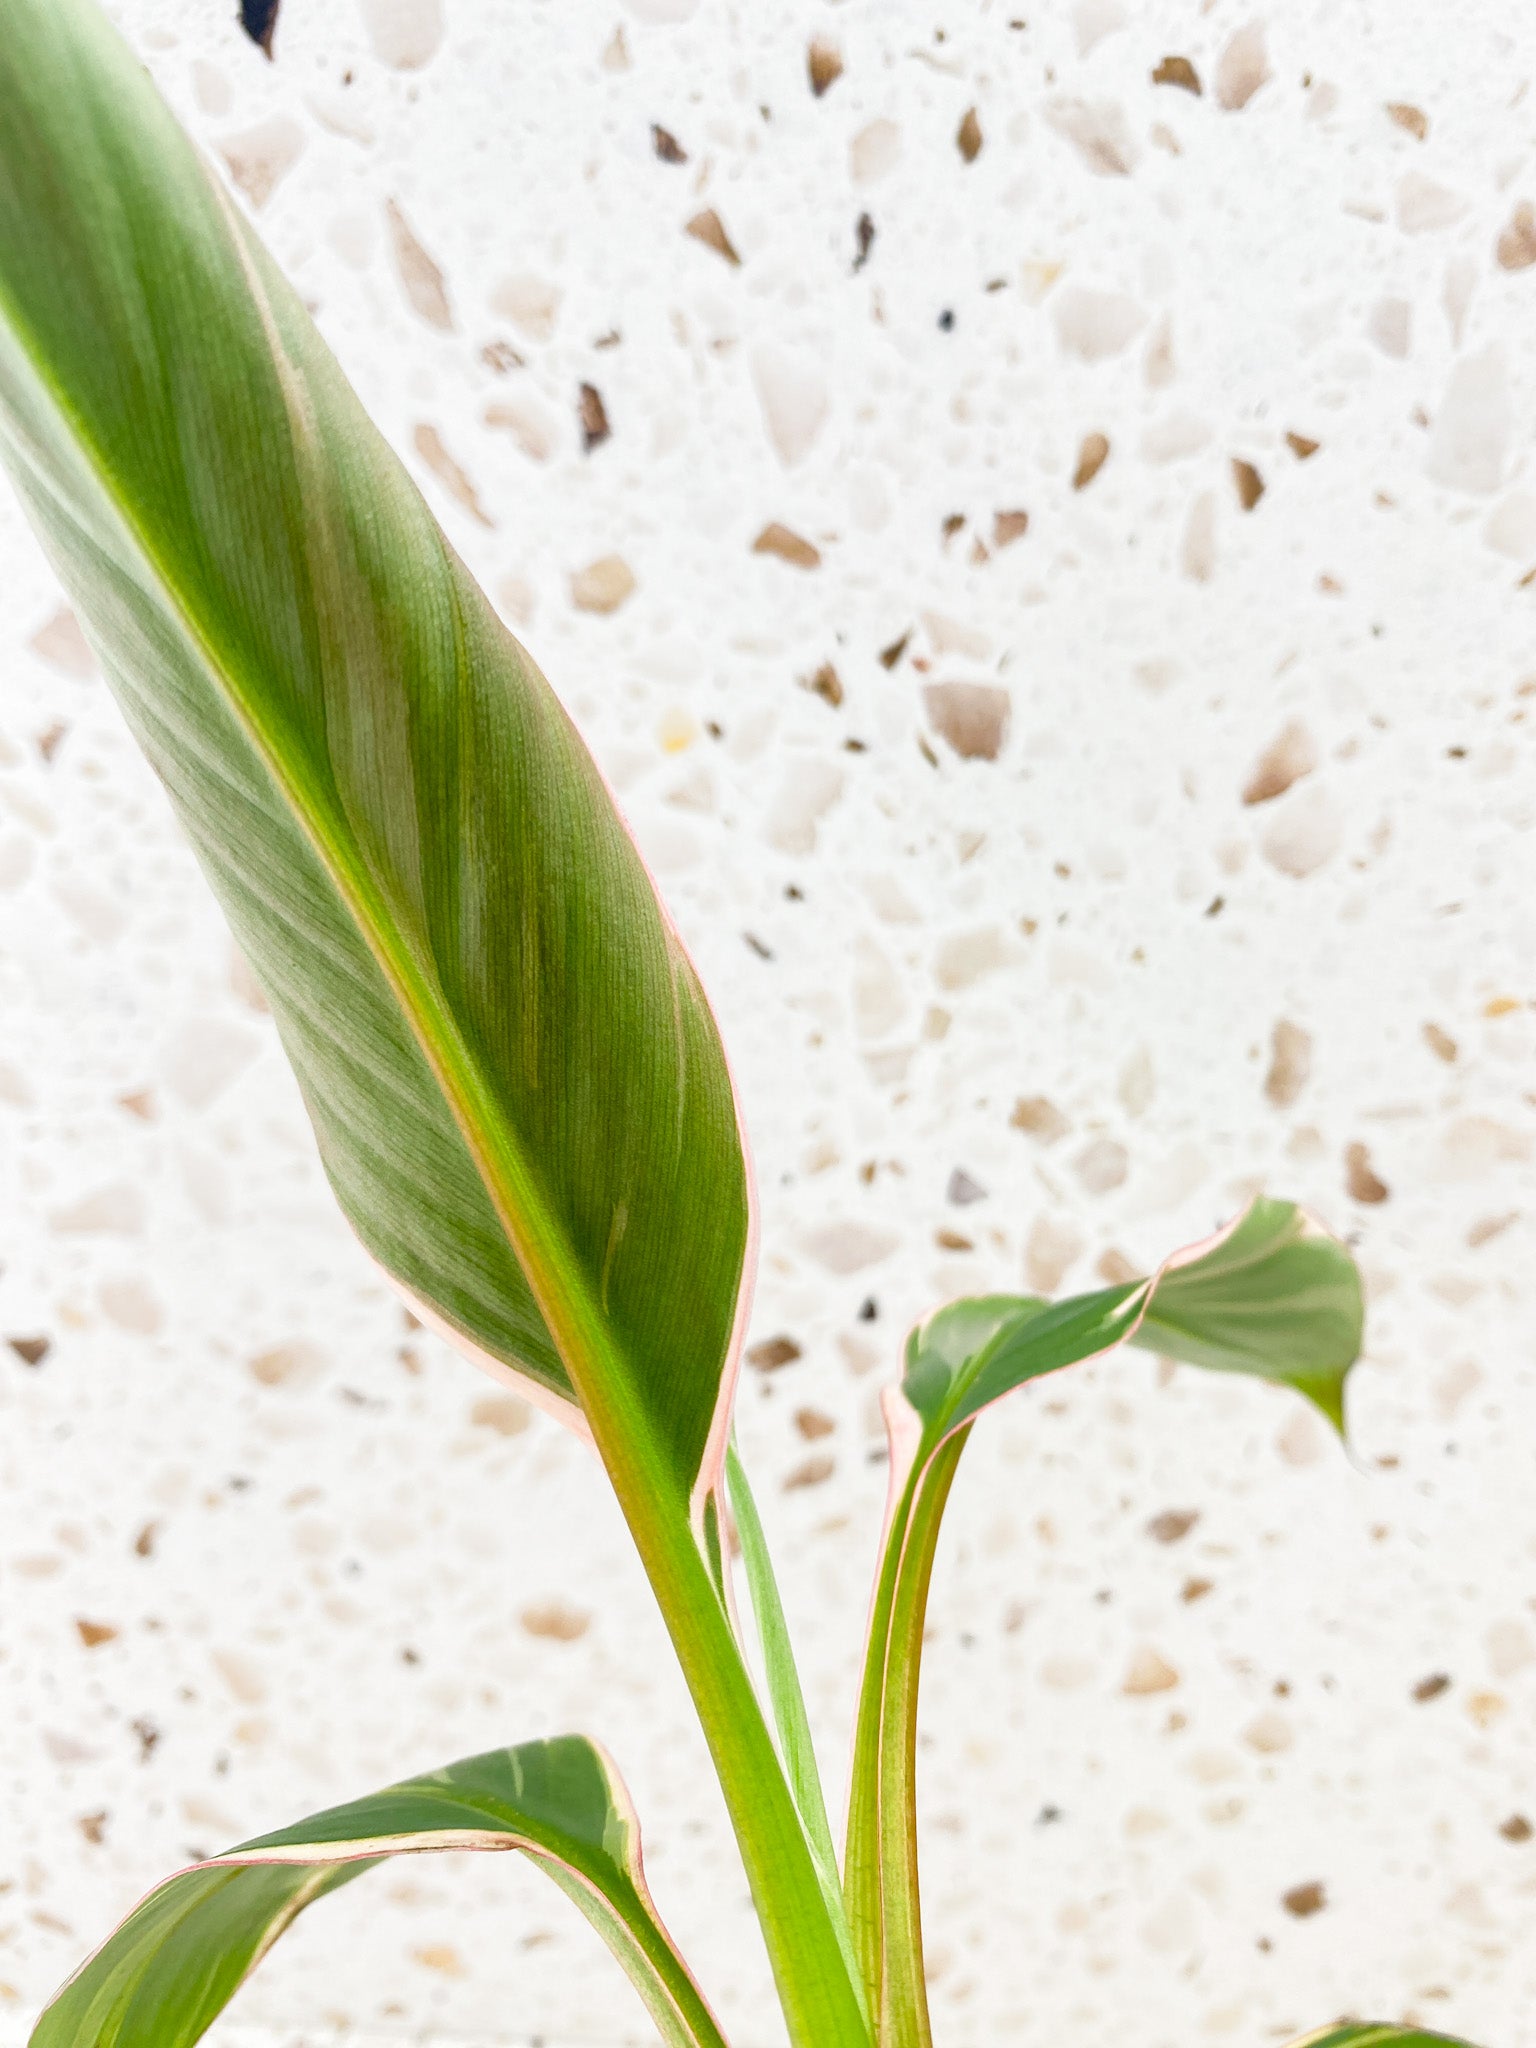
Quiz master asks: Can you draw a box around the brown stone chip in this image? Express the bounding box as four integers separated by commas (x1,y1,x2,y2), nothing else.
935,1228,974,1251
1413,1671,1451,1702
749,1335,803,1373
854,212,876,270
1243,720,1318,805
1386,101,1428,140
1497,202,1536,272
794,1408,836,1440
1181,1577,1214,1603
1285,431,1320,459
76,1619,119,1649
1500,1813,1533,1842
783,1453,836,1491
878,631,910,669
651,123,687,163
471,1395,531,1438
1282,1881,1326,1918
1073,432,1110,490
686,208,741,265
1147,1509,1200,1544
570,555,636,615
412,426,493,527
78,1810,109,1844
753,523,821,569
993,509,1030,546
385,199,454,330
1344,1142,1390,1205
802,662,843,708
1011,1095,1069,1143
1423,1021,1458,1063
8,1335,50,1366
1123,1647,1180,1695
578,382,611,453
519,1603,590,1642
1231,457,1265,510
924,682,1010,761
808,36,844,96
1264,1019,1312,1108
957,107,984,163
1152,56,1201,94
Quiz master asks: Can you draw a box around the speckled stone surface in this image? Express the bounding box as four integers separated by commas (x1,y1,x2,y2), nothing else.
3,3,1536,2044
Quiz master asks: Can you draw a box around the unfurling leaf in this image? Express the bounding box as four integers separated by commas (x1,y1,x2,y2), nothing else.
29,1739,725,2048
845,1198,1364,2043
902,1196,1362,1445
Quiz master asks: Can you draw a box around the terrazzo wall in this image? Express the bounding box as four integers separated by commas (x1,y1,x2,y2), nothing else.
4,1,1536,2043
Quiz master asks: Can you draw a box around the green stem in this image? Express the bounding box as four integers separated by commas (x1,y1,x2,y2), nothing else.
610,1437,872,2048
843,1426,972,2048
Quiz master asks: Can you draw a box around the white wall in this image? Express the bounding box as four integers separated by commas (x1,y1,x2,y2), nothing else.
3,1,1534,2043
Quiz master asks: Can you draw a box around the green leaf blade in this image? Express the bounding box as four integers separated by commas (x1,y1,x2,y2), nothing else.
30,1739,726,2048
725,1444,841,1891
0,0,748,1511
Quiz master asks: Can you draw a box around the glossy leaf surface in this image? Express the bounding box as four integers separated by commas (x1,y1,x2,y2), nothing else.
29,1740,726,2048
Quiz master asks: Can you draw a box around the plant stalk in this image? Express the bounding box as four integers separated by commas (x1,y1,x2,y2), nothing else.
844,1426,971,2048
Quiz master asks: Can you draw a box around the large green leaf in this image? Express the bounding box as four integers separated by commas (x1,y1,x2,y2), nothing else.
0,0,743,1517
844,1199,1365,2047
0,7,869,2042
30,1739,726,2048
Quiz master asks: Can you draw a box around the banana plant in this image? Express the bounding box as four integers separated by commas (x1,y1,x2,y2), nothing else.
0,5,1485,2046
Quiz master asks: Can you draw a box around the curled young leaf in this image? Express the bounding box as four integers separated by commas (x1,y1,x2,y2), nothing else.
845,1198,1365,2044
29,1739,725,2048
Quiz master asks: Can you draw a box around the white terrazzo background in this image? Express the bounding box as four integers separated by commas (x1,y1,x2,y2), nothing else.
3,1,1536,2043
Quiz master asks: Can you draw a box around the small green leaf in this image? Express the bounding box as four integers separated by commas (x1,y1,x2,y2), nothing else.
1132,1195,1364,1431
30,1739,726,2048
847,1199,1365,2046
903,1196,1364,1446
